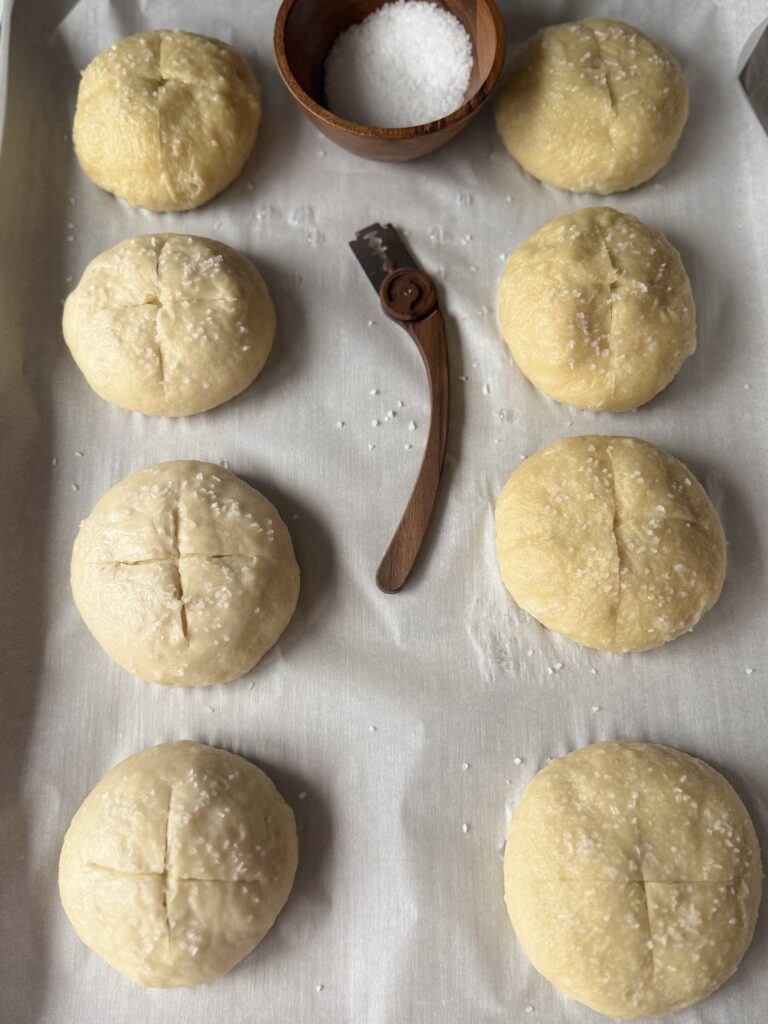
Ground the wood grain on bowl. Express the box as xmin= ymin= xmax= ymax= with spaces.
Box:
xmin=273 ymin=0 xmax=505 ymax=161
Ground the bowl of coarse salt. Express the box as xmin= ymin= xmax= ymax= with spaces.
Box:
xmin=274 ymin=0 xmax=505 ymax=161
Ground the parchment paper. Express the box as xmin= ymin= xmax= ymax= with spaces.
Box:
xmin=1 ymin=2 xmax=767 ymax=1022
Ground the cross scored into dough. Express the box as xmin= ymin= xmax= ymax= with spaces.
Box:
xmin=91 ymin=498 xmax=259 ymax=645
xmin=63 ymin=234 xmax=276 ymax=417
xmin=70 ymin=461 xmax=300 ymax=685
xmin=59 ymin=742 xmax=299 ymax=988
xmin=86 ymin=782 xmax=268 ymax=953
xmin=505 ymin=742 xmax=762 ymax=1019
xmin=495 ymin=436 xmax=726 ymax=652
xmin=494 ymin=18 xmax=689 ymax=195
xmin=497 ymin=206 xmax=696 ymax=412
xmin=73 ymin=30 xmax=262 ymax=211
xmin=98 ymin=237 xmax=244 ymax=393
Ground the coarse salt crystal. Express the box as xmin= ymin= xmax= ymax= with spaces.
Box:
xmin=324 ymin=0 xmax=473 ymax=128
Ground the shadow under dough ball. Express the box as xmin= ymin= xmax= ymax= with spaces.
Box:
xmin=63 ymin=234 xmax=276 ymax=417
xmin=495 ymin=435 xmax=726 ymax=652
xmin=494 ymin=18 xmax=688 ymax=194
xmin=73 ymin=30 xmax=261 ymax=211
xmin=70 ymin=461 xmax=300 ymax=686
xmin=497 ymin=207 xmax=696 ymax=412
xmin=504 ymin=741 xmax=762 ymax=1018
xmin=59 ymin=742 xmax=299 ymax=987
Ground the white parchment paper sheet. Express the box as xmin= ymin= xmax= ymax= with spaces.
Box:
xmin=1 ymin=1 xmax=767 ymax=1022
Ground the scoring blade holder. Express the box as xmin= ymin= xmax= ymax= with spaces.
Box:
xmin=350 ymin=223 xmax=450 ymax=594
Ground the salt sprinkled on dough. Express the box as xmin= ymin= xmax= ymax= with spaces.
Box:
xmin=324 ymin=0 xmax=473 ymax=128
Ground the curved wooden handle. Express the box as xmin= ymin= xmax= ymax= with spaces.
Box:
xmin=377 ymin=269 xmax=450 ymax=593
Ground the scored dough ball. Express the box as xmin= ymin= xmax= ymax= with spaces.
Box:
xmin=73 ymin=30 xmax=261 ymax=211
xmin=59 ymin=741 xmax=298 ymax=987
xmin=504 ymin=741 xmax=762 ymax=1018
xmin=495 ymin=436 xmax=725 ymax=652
xmin=71 ymin=461 xmax=300 ymax=686
xmin=495 ymin=18 xmax=688 ymax=194
xmin=63 ymin=234 xmax=276 ymax=417
xmin=497 ymin=207 xmax=695 ymax=412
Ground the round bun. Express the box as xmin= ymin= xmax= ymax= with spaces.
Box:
xmin=504 ymin=740 xmax=762 ymax=1018
xmin=63 ymin=234 xmax=276 ymax=417
xmin=73 ymin=31 xmax=261 ymax=211
xmin=495 ymin=18 xmax=688 ymax=194
xmin=497 ymin=207 xmax=695 ymax=411
xmin=59 ymin=741 xmax=298 ymax=987
xmin=71 ymin=461 xmax=300 ymax=686
xmin=495 ymin=436 xmax=725 ymax=652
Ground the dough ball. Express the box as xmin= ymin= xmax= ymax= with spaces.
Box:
xmin=59 ymin=741 xmax=298 ymax=987
xmin=504 ymin=741 xmax=762 ymax=1018
xmin=73 ymin=31 xmax=261 ymax=211
xmin=71 ymin=461 xmax=300 ymax=686
xmin=63 ymin=234 xmax=276 ymax=417
xmin=495 ymin=436 xmax=725 ymax=652
xmin=495 ymin=19 xmax=688 ymax=194
xmin=497 ymin=207 xmax=695 ymax=411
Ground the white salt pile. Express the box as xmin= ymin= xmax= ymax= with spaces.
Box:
xmin=324 ymin=0 xmax=474 ymax=128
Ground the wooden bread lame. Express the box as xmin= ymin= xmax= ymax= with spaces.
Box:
xmin=350 ymin=223 xmax=450 ymax=593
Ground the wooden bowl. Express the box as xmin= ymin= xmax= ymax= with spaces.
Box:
xmin=273 ymin=0 xmax=506 ymax=162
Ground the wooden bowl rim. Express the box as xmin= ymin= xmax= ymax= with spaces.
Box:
xmin=273 ymin=0 xmax=506 ymax=140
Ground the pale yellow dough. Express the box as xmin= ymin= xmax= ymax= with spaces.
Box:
xmin=71 ymin=461 xmax=300 ymax=686
xmin=495 ymin=436 xmax=725 ymax=652
xmin=59 ymin=741 xmax=298 ymax=987
xmin=63 ymin=234 xmax=276 ymax=417
xmin=504 ymin=741 xmax=762 ymax=1018
xmin=495 ymin=18 xmax=688 ymax=194
xmin=497 ymin=208 xmax=695 ymax=412
xmin=73 ymin=30 xmax=261 ymax=211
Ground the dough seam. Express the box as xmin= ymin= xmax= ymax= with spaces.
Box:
xmin=154 ymin=239 xmax=167 ymax=389
xmin=524 ymin=877 xmax=745 ymax=885
xmin=587 ymin=25 xmax=618 ymax=121
xmin=86 ymin=863 xmax=273 ymax=884
xmin=156 ymin=37 xmax=168 ymax=203
xmin=605 ymin=447 xmax=623 ymax=647
xmin=594 ymin=221 xmax=620 ymax=403
xmin=161 ymin=786 xmax=172 ymax=953
xmin=83 ymin=554 xmax=260 ymax=566
xmin=170 ymin=504 xmax=188 ymax=642
xmin=635 ymin=790 xmax=657 ymax=983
